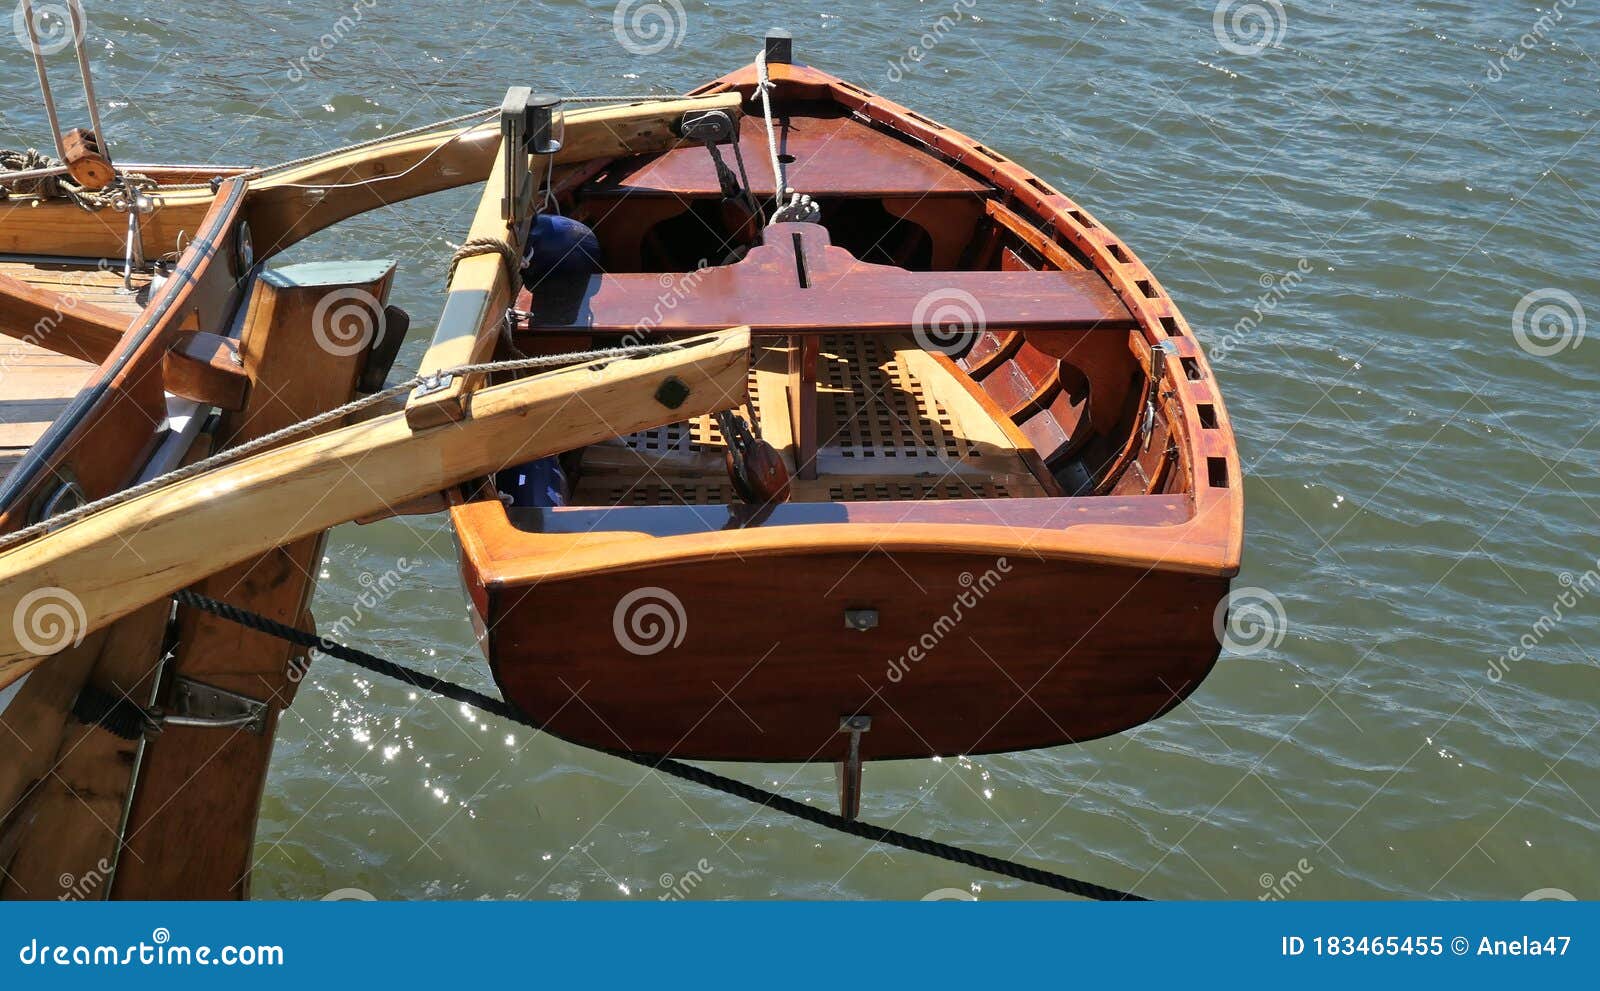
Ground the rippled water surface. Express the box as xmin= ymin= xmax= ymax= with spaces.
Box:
xmin=6 ymin=0 xmax=1596 ymax=899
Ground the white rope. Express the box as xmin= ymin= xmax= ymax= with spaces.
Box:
xmin=755 ymin=47 xmax=785 ymax=217
xmin=0 ymin=342 xmax=681 ymax=552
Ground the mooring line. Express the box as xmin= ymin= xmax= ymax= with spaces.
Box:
xmin=166 ymin=587 xmax=1149 ymax=902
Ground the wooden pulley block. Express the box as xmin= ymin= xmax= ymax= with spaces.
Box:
xmin=62 ymin=128 xmax=114 ymax=191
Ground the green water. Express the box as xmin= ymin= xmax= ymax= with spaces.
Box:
xmin=5 ymin=0 xmax=1595 ymax=899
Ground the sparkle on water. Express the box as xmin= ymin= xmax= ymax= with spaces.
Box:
xmin=8 ymin=1 xmax=1592 ymax=900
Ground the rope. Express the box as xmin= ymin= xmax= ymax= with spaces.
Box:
xmin=0 ymin=342 xmax=678 ymax=552
xmin=170 ymin=587 xmax=1148 ymax=902
xmin=158 ymin=95 xmax=701 ymax=193
xmin=0 ymin=148 xmax=158 ymax=210
xmin=754 ymin=47 xmax=785 ymax=217
xmin=447 ymin=236 xmax=521 ymax=286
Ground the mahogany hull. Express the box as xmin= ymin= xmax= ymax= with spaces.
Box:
xmin=455 ymin=56 xmax=1244 ymax=763
xmin=479 ymin=549 xmax=1226 ymax=762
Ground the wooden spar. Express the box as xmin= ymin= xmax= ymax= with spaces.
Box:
xmin=0 ymin=95 xmax=744 ymax=261
xmin=0 ymin=327 xmax=751 ymax=685
xmin=405 ymin=132 xmax=519 ymax=429
xmin=0 ymin=271 xmax=131 ymax=364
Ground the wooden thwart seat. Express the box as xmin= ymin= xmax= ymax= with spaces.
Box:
xmin=519 ymin=223 xmax=1137 ymax=338
xmin=584 ymin=112 xmax=992 ymax=200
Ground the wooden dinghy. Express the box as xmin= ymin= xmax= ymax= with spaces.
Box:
xmin=453 ymin=35 xmax=1244 ymax=768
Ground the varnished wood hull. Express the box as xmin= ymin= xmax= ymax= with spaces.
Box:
xmin=478 ymin=548 xmax=1225 ymax=761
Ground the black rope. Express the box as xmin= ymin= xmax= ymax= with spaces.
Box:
xmin=71 ymin=685 xmax=154 ymax=741
xmin=173 ymin=588 xmax=1147 ymax=901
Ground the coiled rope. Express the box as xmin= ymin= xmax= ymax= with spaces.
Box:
xmin=0 ymin=147 xmax=158 ymax=210
xmin=169 ymin=587 xmax=1148 ymax=902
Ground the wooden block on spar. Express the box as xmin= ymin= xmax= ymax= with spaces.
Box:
xmin=162 ymin=331 xmax=249 ymax=410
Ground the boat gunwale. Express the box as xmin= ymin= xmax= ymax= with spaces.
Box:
xmin=454 ymin=59 xmax=1243 ymax=584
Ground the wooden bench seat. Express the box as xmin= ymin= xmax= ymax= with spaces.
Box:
xmin=583 ymin=112 xmax=992 ymax=200
xmin=517 ymin=223 xmax=1136 ymax=338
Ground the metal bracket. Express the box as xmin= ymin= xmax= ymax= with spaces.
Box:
xmin=836 ymin=714 xmax=871 ymax=820
xmin=413 ymin=371 xmax=455 ymax=399
xmin=1143 ymin=340 xmax=1178 ymax=451
xmin=679 ymin=109 xmax=736 ymax=145
xmin=165 ymin=677 xmax=269 ymax=735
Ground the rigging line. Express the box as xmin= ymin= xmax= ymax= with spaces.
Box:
xmin=171 ymin=587 xmax=1151 ymax=903
xmin=0 ymin=342 xmax=681 ymax=552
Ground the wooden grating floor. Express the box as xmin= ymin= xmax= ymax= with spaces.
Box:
xmin=570 ymin=335 xmax=1049 ymax=507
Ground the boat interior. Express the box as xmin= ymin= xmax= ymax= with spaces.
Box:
xmin=505 ymin=91 xmax=1186 ymax=520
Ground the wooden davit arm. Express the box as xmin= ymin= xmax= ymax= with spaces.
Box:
xmin=0 ymin=327 xmax=752 ymax=685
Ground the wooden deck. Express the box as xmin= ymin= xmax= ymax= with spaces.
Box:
xmin=0 ymin=259 xmax=151 ymax=479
